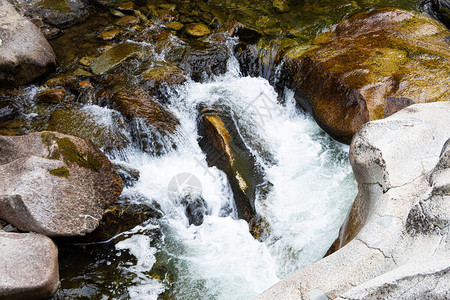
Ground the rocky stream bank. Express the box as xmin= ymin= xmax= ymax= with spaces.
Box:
xmin=0 ymin=0 xmax=449 ymax=298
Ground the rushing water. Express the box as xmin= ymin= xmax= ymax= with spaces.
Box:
xmin=52 ymin=53 xmax=357 ymax=299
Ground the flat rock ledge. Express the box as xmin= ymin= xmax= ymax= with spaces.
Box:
xmin=0 ymin=232 xmax=59 ymax=300
xmin=256 ymin=102 xmax=450 ymax=299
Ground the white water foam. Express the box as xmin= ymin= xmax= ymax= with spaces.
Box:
xmin=83 ymin=48 xmax=357 ymax=298
xmin=104 ymin=70 xmax=357 ymax=299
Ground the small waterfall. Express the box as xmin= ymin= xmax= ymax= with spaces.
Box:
xmin=78 ymin=51 xmax=357 ymax=299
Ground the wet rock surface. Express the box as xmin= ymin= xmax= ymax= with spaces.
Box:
xmin=0 ymin=0 xmax=56 ymax=87
xmin=257 ymin=102 xmax=450 ymax=299
xmin=430 ymin=0 xmax=450 ymax=27
xmin=14 ymin=0 xmax=88 ymax=28
xmin=0 ymin=131 xmax=123 ymax=236
xmin=0 ymin=232 xmax=59 ymax=300
xmin=198 ymin=105 xmax=263 ymax=225
xmin=0 ymin=0 xmax=448 ymax=298
xmin=285 ymin=8 xmax=450 ymax=144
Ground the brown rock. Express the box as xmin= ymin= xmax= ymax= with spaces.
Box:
xmin=116 ymin=1 xmax=134 ymax=11
xmin=78 ymin=80 xmax=92 ymax=88
xmin=115 ymin=15 xmax=139 ymax=26
xmin=90 ymin=42 xmax=141 ymax=75
xmin=166 ymin=21 xmax=184 ymax=31
xmin=185 ymin=22 xmax=211 ymax=37
xmin=112 ymin=87 xmax=179 ymax=133
xmin=35 ymin=88 xmax=66 ymax=103
xmin=0 ymin=132 xmax=124 ymax=236
xmin=97 ymin=29 xmax=121 ymax=40
xmin=0 ymin=232 xmax=59 ymax=300
xmin=285 ymin=8 xmax=450 ymax=144
xmin=134 ymin=10 xmax=148 ymax=23
xmin=142 ymin=63 xmax=186 ymax=91
xmin=197 ymin=105 xmax=264 ymax=225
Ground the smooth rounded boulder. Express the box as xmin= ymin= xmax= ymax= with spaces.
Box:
xmin=285 ymin=8 xmax=450 ymax=144
xmin=0 ymin=131 xmax=123 ymax=236
xmin=0 ymin=0 xmax=56 ymax=86
xmin=0 ymin=232 xmax=59 ymax=300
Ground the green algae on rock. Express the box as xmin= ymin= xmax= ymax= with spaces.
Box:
xmin=26 ymin=0 xmax=88 ymax=27
xmin=285 ymin=8 xmax=450 ymax=144
xmin=49 ymin=166 xmax=70 ymax=177
xmin=41 ymin=132 xmax=102 ymax=172
xmin=185 ymin=23 xmax=211 ymax=37
xmin=44 ymin=108 xmax=130 ymax=152
xmin=0 ymin=132 xmax=123 ymax=236
xmin=90 ymin=42 xmax=141 ymax=75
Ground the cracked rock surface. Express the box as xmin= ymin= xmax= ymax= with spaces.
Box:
xmin=255 ymin=102 xmax=450 ymax=299
xmin=0 ymin=131 xmax=123 ymax=236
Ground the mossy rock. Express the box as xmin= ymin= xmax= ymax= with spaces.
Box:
xmin=197 ymin=105 xmax=265 ymax=225
xmin=285 ymin=8 xmax=450 ymax=144
xmin=0 ymin=132 xmax=123 ymax=236
xmin=115 ymin=15 xmax=140 ymax=26
xmin=44 ymin=108 xmax=130 ymax=152
xmin=112 ymin=86 xmax=180 ymax=134
xmin=185 ymin=23 xmax=211 ymax=37
xmin=141 ymin=63 xmax=186 ymax=92
xmin=90 ymin=43 xmax=142 ymax=75
xmin=29 ymin=0 xmax=88 ymax=27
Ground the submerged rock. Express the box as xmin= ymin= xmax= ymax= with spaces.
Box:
xmin=179 ymin=193 xmax=209 ymax=226
xmin=0 ymin=232 xmax=59 ymax=300
xmin=69 ymin=203 xmax=162 ymax=243
xmin=43 ymin=108 xmax=130 ymax=152
xmin=197 ymin=105 xmax=263 ymax=224
xmin=0 ymin=132 xmax=123 ymax=236
xmin=285 ymin=8 xmax=450 ymax=144
xmin=257 ymin=102 xmax=450 ymax=299
xmin=0 ymin=0 xmax=56 ymax=87
xmin=112 ymin=87 xmax=179 ymax=133
xmin=90 ymin=42 xmax=141 ymax=75
xmin=182 ymin=41 xmax=229 ymax=82
xmin=15 ymin=0 xmax=88 ymax=28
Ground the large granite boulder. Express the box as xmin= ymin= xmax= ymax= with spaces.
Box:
xmin=0 ymin=0 xmax=56 ymax=86
xmin=0 ymin=232 xmax=59 ymax=300
xmin=285 ymin=8 xmax=450 ymax=144
xmin=256 ymin=102 xmax=450 ymax=299
xmin=0 ymin=132 xmax=123 ymax=236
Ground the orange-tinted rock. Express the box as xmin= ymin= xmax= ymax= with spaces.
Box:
xmin=35 ymin=88 xmax=67 ymax=103
xmin=97 ymin=29 xmax=121 ymax=40
xmin=115 ymin=15 xmax=139 ymax=26
xmin=185 ymin=23 xmax=211 ymax=37
xmin=197 ymin=105 xmax=264 ymax=224
xmin=112 ymin=88 xmax=179 ymax=133
xmin=285 ymin=8 xmax=450 ymax=144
